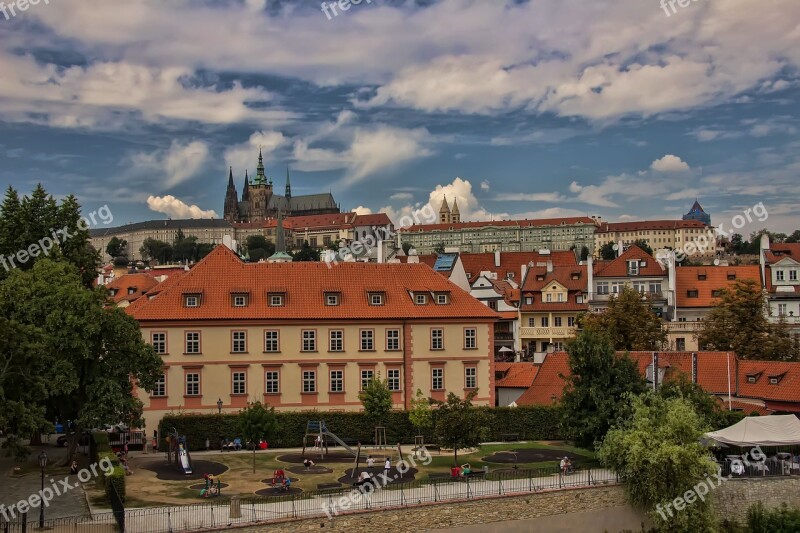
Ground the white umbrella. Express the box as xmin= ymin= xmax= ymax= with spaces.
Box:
xmin=498 ymin=346 xmax=514 ymax=353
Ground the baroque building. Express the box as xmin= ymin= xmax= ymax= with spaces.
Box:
xmin=224 ymin=150 xmax=340 ymax=222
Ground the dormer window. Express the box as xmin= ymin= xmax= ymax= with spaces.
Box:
xmin=128 ymin=287 xmax=136 ymax=295
xmin=711 ymin=290 xmax=721 ymax=298
xmin=748 ymin=376 xmax=756 ymax=383
xmin=727 ymin=272 xmax=737 ymax=281
xmin=436 ymin=294 xmax=449 ymax=305
xmin=627 ymin=260 xmax=639 ymax=276
xmin=184 ymin=294 xmax=201 ymax=307
xmin=698 ymin=272 xmax=707 ymax=281
xmin=768 ymin=372 xmax=786 ymax=385
xmin=415 ymin=293 xmax=427 ymax=305
xmin=687 ymin=290 xmax=699 ymax=298
xmin=746 ymin=372 xmax=763 ymax=384
xmin=326 ymin=293 xmax=340 ymax=306
xmin=369 ymin=293 xmax=384 ymax=306
xmin=269 ymin=293 xmax=285 ymax=307
xmin=232 ymin=294 xmax=248 ymax=307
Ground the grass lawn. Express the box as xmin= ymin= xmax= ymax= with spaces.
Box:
xmin=123 ymin=441 xmax=596 ymax=506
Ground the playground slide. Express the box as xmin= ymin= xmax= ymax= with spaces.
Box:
xmin=323 ymin=430 xmax=356 ymax=456
xmin=179 ymin=448 xmax=193 ymax=474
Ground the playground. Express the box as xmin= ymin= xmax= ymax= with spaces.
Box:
xmin=116 ymin=421 xmax=596 ymax=506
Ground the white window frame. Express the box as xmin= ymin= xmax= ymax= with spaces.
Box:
xmin=233 ymin=295 xmax=247 ymax=307
xmin=302 ymin=370 xmax=316 ymax=393
xmin=329 ymin=330 xmax=344 ymax=352
xmin=265 ymin=371 xmax=280 ymax=394
xmin=232 ymin=330 xmax=247 ymax=353
xmin=185 ymin=332 xmax=200 ymax=354
xmin=432 ymin=368 xmax=444 ymax=391
xmin=387 ymin=369 xmax=400 ymax=391
xmin=264 ymin=330 xmax=280 ymax=352
xmin=370 ymin=293 xmax=383 ymax=305
xmin=185 ymin=373 xmax=200 ymax=396
xmin=232 ymin=372 xmax=246 ymax=395
xmin=153 ymin=374 xmax=166 ymax=397
xmin=360 ymin=369 xmax=374 ymax=391
xmin=185 ymin=295 xmax=199 ymax=307
xmin=431 ymin=328 xmax=444 ymax=350
xmin=360 ymin=330 xmax=374 ymax=351
xmin=386 ymin=329 xmax=400 ymax=351
xmin=302 ymin=330 xmax=316 ymax=352
xmin=465 ymin=367 xmax=477 ymax=389
xmin=415 ymin=293 xmax=427 ymax=305
xmin=269 ymin=294 xmax=284 ymax=307
xmin=151 ymin=332 xmax=167 ymax=354
xmin=464 ymin=328 xmax=477 ymax=349
xmin=326 ymin=293 xmax=340 ymax=306
xmin=330 ymin=370 xmax=343 ymax=393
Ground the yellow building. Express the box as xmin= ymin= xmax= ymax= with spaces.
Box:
xmin=594 ymin=220 xmax=718 ymax=260
xmin=127 ymin=245 xmax=498 ymax=430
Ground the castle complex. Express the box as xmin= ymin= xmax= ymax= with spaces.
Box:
xmin=223 ymin=150 xmax=340 ymax=223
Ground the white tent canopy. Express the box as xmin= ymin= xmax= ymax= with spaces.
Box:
xmin=704 ymin=415 xmax=800 ymax=447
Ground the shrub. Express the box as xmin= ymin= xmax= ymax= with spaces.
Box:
xmin=91 ymin=431 xmax=125 ymax=501
xmin=747 ymin=502 xmax=800 ymax=533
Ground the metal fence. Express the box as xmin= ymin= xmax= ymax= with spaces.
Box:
xmin=2 ymin=467 xmax=618 ymax=533
xmin=718 ymin=457 xmax=800 ymax=478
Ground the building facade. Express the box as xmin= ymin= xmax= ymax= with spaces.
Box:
xmin=760 ymin=238 xmax=800 ymax=340
xmin=594 ymin=219 xmax=718 ymax=261
xmin=399 ymin=217 xmax=597 ymax=255
xmin=127 ymin=246 xmax=498 ymax=430
xmin=223 ymin=150 xmax=339 ymax=223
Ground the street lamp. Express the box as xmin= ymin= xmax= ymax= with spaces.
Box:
xmin=38 ymin=451 xmax=48 ymax=528
xmin=217 ymin=398 xmax=223 ymax=414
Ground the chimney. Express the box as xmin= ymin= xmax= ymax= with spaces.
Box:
xmin=587 ymin=255 xmax=594 ymax=298
xmin=546 ymin=260 xmax=553 ymax=273
xmin=652 ymin=352 xmax=659 ymax=391
xmin=494 ymin=250 xmax=501 ymax=268
xmin=521 ymin=263 xmax=528 ymax=285
xmin=377 ymin=239 xmax=384 ymax=263
xmin=692 ymin=352 xmax=698 ymax=383
xmin=617 ymin=240 xmax=624 ymax=258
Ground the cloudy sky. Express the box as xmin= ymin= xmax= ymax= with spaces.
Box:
xmin=0 ymin=0 xmax=798 ymax=232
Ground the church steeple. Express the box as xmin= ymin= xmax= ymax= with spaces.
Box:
xmin=223 ymin=166 xmax=239 ymax=222
xmin=242 ymin=170 xmax=250 ymax=201
xmin=451 ymin=197 xmax=461 ymax=223
xmin=267 ymin=210 xmax=293 ymax=263
xmin=285 ymin=167 xmax=292 ymax=201
xmin=439 ymin=195 xmax=451 ymax=223
xmin=255 ymin=148 xmax=267 ymax=185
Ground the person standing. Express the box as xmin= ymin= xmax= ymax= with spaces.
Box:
xmin=384 ymin=457 xmax=391 ymax=479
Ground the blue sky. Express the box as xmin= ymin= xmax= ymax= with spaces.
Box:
xmin=0 ymin=0 xmax=798 ymax=232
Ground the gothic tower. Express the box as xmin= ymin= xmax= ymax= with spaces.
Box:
xmin=451 ymin=197 xmax=461 ymax=223
xmin=223 ymin=167 xmax=239 ymax=222
xmin=439 ymin=195 xmax=451 ymax=224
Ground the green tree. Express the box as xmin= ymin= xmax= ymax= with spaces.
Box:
xmin=0 ymin=259 xmax=163 ymax=464
xmin=239 ymin=401 xmax=279 ymax=473
xmin=292 ymin=241 xmax=320 ymax=262
xmin=786 ymin=230 xmax=800 ymax=244
xmin=598 ymin=393 xmax=718 ymax=532
xmin=657 ymin=373 xmax=730 ymax=430
xmin=697 ymin=279 xmax=798 ymax=361
xmin=140 ymin=238 xmax=173 ymax=264
xmin=433 ymin=242 xmax=446 ymax=254
xmin=432 ymin=391 xmax=486 ymax=464
xmin=106 ymin=236 xmax=128 ymax=259
xmin=631 ymin=239 xmax=653 ymax=256
xmin=580 ymin=286 xmax=667 ymax=350
xmin=560 ymin=330 xmax=647 ymax=448
xmin=359 ymin=377 xmax=393 ymax=427
xmin=173 ymin=230 xmax=199 ymax=262
xmin=408 ymin=389 xmax=433 ymax=441
xmin=401 ymin=242 xmax=413 ymax=255
xmin=599 ymin=242 xmax=617 ymax=260
xmin=579 ymin=246 xmax=590 ymax=261
xmin=196 ymin=243 xmax=215 ymax=260
xmin=245 ymin=235 xmax=275 ymax=262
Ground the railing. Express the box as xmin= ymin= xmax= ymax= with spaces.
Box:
xmin=663 ymin=321 xmax=702 ymax=332
xmin=1 ymin=467 xmax=617 ymax=533
xmin=718 ymin=458 xmax=800 ymax=478
xmin=494 ymin=332 xmax=514 ymax=341
xmin=520 ymin=327 xmax=575 ymax=338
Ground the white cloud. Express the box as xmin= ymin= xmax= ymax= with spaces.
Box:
xmin=651 ymin=155 xmax=691 ymax=173
xmin=129 ymin=140 xmax=209 ymax=189
xmin=146 ymin=195 xmax=218 ymax=219
xmin=480 ymin=180 xmax=490 ymax=192
xmin=352 ymin=206 xmax=373 ymax=215
xmin=224 ymin=131 xmax=289 ymax=175
xmin=494 ymin=192 xmax=566 ymax=202
xmin=390 ymin=192 xmax=414 ymax=201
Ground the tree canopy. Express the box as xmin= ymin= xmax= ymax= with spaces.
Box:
xmin=432 ymin=391 xmax=486 ymax=464
xmin=245 ymin=235 xmax=275 ymax=262
xmin=292 ymin=240 xmax=320 ymax=262
xmin=105 ymin=236 xmax=128 ymax=259
xmin=559 ymin=330 xmax=647 ymax=448
xmin=599 ymin=242 xmax=617 ymax=260
xmin=631 ymin=239 xmax=653 ymax=256
xmin=409 ymin=389 xmax=433 ymax=436
xmin=697 ymin=278 xmax=799 ymax=361
xmin=239 ymin=401 xmax=279 ymax=473
xmin=579 ymin=286 xmax=667 ymax=350
xmin=359 ymin=377 xmax=393 ymax=426
xmin=140 ymin=238 xmax=172 ymax=264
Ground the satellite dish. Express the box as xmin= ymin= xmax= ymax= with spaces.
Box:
xmin=713 ymin=259 xmax=720 ymax=266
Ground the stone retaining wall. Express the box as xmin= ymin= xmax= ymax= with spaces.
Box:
xmin=713 ymin=476 xmax=800 ymax=524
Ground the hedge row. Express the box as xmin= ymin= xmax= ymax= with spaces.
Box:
xmin=158 ymin=406 xmax=565 ymax=452
xmin=90 ymin=432 xmax=126 ymax=501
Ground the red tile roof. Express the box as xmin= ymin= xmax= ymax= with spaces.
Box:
xmin=399 ymin=217 xmax=596 ymax=232
xmin=459 ymin=251 xmax=577 ymax=284
xmin=596 ymin=220 xmax=708 ymax=233
xmin=675 ymin=266 xmax=761 ymax=307
xmin=717 ymin=398 xmax=770 ymax=416
xmin=737 ymin=359 xmax=800 ymax=402
xmin=496 ymin=363 xmax=539 ymax=388
xmin=763 ymin=243 xmax=800 ymax=265
xmin=129 ymin=245 xmax=499 ymax=322
xmin=106 ymin=273 xmax=159 ymax=304
xmin=514 ymin=352 xmax=570 ymax=406
xmin=519 ymin=264 xmax=588 ymax=312
xmin=593 ymin=246 xmax=665 ymax=278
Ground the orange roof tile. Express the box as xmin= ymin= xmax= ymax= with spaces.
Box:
xmin=675 ymin=266 xmax=761 ymax=307
xmin=593 ymin=246 xmax=665 ymax=278
xmin=515 ymin=352 xmax=571 ymax=406
xmin=496 ymin=363 xmax=539 ymax=388
xmin=400 ymin=217 xmax=596 ymax=232
xmin=737 ymin=359 xmax=800 ymax=403
xmin=459 ymin=251 xmax=577 ymax=284
xmin=596 ymin=220 xmax=708 ymax=233
xmin=763 ymin=243 xmax=800 ymax=265
xmin=130 ymin=245 xmax=499 ymax=322
xmin=106 ymin=273 xmax=159 ymax=304
xmin=718 ymin=398 xmax=771 ymax=416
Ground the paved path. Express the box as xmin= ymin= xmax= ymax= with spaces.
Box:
xmin=433 ymin=506 xmax=649 ymax=533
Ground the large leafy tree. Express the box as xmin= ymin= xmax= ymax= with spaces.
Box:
xmin=560 ymin=330 xmax=647 ymax=448
xmin=432 ymin=391 xmax=486 ymax=464
xmin=0 ymin=259 xmax=163 ymax=464
xmin=239 ymin=401 xmax=279 ymax=473
xmin=580 ymin=286 xmax=667 ymax=350
xmin=173 ymin=229 xmax=199 ymax=262
xmin=359 ymin=377 xmax=393 ymax=428
xmin=598 ymin=393 xmax=718 ymax=532
xmin=697 ymin=278 xmax=798 ymax=361
xmin=292 ymin=240 xmax=320 ymax=262
xmin=106 ymin=236 xmax=128 ymax=259
xmin=140 ymin=238 xmax=173 ymax=264
xmin=245 ymin=235 xmax=275 ymax=262
xmin=409 ymin=389 xmax=433 ymax=440
xmin=0 ymin=185 xmax=99 ymax=287
xmin=599 ymin=242 xmax=617 ymax=260
xmin=657 ymin=373 xmax=738 ymax=430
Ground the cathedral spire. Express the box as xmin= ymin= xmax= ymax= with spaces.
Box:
xmin=285 ymin=167 xmax=292 ymax=200
xmin=256 ymin=147 xmax=266 ymax=184
xmin=223 ymin=166 xmax=239 ymax=222
xmin=242 ymin=170 xmax=250 ymax=201
xmin=267 ymin=210 xmax=293 ymax=263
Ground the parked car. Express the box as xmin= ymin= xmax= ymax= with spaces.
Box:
xmin=57 ymin=432 xmax=91 ymax=447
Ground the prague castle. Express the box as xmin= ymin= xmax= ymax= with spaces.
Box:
xmin=223 ymin=150 xmax=340 ymax=223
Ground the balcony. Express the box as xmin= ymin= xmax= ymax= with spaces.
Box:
xmin=494 ymin=332 xmax=514 ymax=341
xmin=769 ymin=315 xmax=800 ymax=325
xmin=663 ymin=321 xmax=702 ymax=332
xmin=588 ymin=291 xmax=667 ymax=303
xmin=520 ymin=326 xmax=575 ymax=338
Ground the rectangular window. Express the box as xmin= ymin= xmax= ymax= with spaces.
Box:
xmin=465 ymin=367 xmax=477 ymax=389
xmin=185 ymin=295 xmax=200 ymax=307
xmin=649 ymin=282 xmax=662 ymax=294
xmin=387 ymin=369 xmax=400 ymax=391
xmin=437 ymin=294 xmax=449 ymax=305
xmin=632 ymin=282 xmax=646 ymax=294
xmin=790 ymin=270 xmax=798 ymax=281
xmin=415 ymin=294 xmax=427 ymax=305
xmin=525 ymin=296 xmax=533 ymax=305
xmin=431 ymin=328 xmax=444 ymax=350
xmin=546 ymin=293 xmax=552 ymax=303
xmin=360 ymin=370 xmax=374 ymax=391
xmin=568 ymin=316 xmax=575 ymax=327
xmin=776 ymin=270 xmax=785 ymax=281
xmin=233 ymin=295 xmax=247 ymax=307
xmin=185 ymin=373 xmax=200 ymax=396
xmin=232 ymin=331 xmax=247 ymax=353
xmin=676 ymin=338 xmax=686 ymax=351
xmin=528 ymin=317 xmax=535 ymax=327
xmin=386 ymin=329 xmax=401 ymax=351
xmin=153 ymin=374 xmax=166 ymax=397
xmin=302 ymin=330 xmax=317 ymax=352
xmin=302 ymin=370 xmax=316 ymax=393
xmin=611 ymin=282 xmax=624 ymax=294
xmin=687 ymin=290 xmax=699 ymax=298
xmin=326 ymin=293 xmax=339 ymax=306
xmin=432 ymin=368 xmax=444 ymax=391
xmin=370 ymin=293 xmax=383 ymax=305
xmin=185 ymin=332 xmax=200 ymax=354
xmin=778 ymin=303 xmax=787 ymax=316
xmin=554 ymin=317 xmax=562 ymax=327
xmin=464 ymin=328 xmax=477 ymax=349
xmin=264 ymin=330 xmax=280 ymax=352
xmin=488 ymin=300 xmax=498 ymax=310
xmin=541 ymin=317 xmax=549 ymax=327
xmin=269 ymin=294 xmax=284 ymax=307
xmin=597 ymin=282 xmax=609 ymax=295
xmin=330 ymin=370 xmax=343 ymax=393
xmin=265 ymin=371 xmax=280 ymax=394
xmin=232 ymin=372 xmax=246 ymax=394
xmin=557 ymin=292 xmax=565 ymax=302
xmin=360 ymin=330 xmax=374 ymax=351
xmin=329 ymin=330 xmax=343 ymax=352
xmin=151 ymin=332 xmax=167 ymax=354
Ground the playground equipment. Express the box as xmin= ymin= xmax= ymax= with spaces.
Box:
xmin=200 ymin=474 xmax=222 ymax=498
xmin=166 ymin=427 xmax=193 ymax=474
xmin=374 ymin=426 xmax=387 ymax=449
xmin=302 ymin=421 xmax=357 ymax=460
